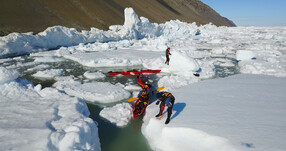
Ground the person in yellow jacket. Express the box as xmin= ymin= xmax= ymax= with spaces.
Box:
xmin=155 ymin=91 xmax=175 ymax=124
xmin=134 ymin=84 xmax=152 ymax=113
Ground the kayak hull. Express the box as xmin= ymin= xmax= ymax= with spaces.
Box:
xmin=108 ymin=69 xmax=161 ymax=76
xmin=132 ymin=99 xmax=149 ymax=119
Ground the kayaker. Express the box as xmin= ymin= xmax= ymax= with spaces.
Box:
xmin=165 ymin=47 xmax=171 ymax=65
xmin=137 ymin=73 xmax=146 ymax=88
xmin=138 ymin=84 xmax=151 ymax=103
xmin=155 ymin=91 xmax=175 ymax=124
xmin=137 ymin=73 xmax=152 ymax=89
xmin=135 ymin=84 xmax=151 ymax=113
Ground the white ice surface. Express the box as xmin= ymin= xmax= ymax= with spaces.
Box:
xmin=83 ymin=71 xmax=106 ymax=80
xmin=56 ymin=47 xmax=160 ymax=68
xmin=236 ymin=50 xmax=256 ymax=61
xmin=32 ymin=69 xmax=65 ymax=79
xmin=0 ymin=69 xmax=100 ymax=151
xmin=33 ymin=56 xmax=64 ymax=62
xmin=124 ymin=84 xmax=142 ymax=91
xmin=0 ymin=67 xmax=19 ymax=84
xmin=99 ymin=103 xmax=132 ymax=127
xmin=142 ymin=74 xmax=286 ymax=151
xmin=27 ymin=64 xmax=50 ymax=72
xmin=53 ymin=77 xmax=130 ymax=103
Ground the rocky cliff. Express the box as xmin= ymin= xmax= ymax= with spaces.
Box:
xmin=0 ymin=0 xmax=235 ymax=36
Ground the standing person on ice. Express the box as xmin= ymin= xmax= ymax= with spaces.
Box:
xmin=155 ymin=91 xmax=175 ymax=124
xmin=165 ymin=47 xmax=171 ymax=65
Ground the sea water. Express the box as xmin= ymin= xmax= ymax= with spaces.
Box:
xmin=87 ymin=103 xmax=152 ymax=151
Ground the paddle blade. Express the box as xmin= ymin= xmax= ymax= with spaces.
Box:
xmin=157 ymin=87 xmax=165 ymax=91
xmin=128 ymin=98 xmax=137 ymax=102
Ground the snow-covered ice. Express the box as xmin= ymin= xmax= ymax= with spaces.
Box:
xmin=33 ymin=56 xmax=64 ymax=62
xmin=84 ymin=71 xmax=106 ymax=80
xmin=236 ymin=50 xmax=256 ymax=61
xmin=99 ymin=103 xmax=132 ymax=127
xmin=124 ymin=84 xmax=142 ymax=91
xmin=0 ymin=66 xmax=19 ymax=84
xmin=27 ymin=64 xmax=50 ymax=72
xmin=32 ymin=69 xmax=65 ymax=79
xmin=0 ymin=68 xmax=100 ymax=151
xmin=54 ymin=78 xmax=130 ymax=103
xmin=143 ymin=74 xmax=286 ymax=151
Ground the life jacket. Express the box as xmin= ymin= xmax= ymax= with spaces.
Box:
xmin=166 ymin=49 xmax=170 ymax=56
xmin=141 ymin=91 xmax=149 ymax=98
xmin=163 ymin=92 xmax=174 ymax=99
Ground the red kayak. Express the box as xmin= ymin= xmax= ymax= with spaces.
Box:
xmin=108 ymin=69 xmax=161 ymax=76
xmin=137 ymin=74 xmax=152 ymax=89
xmin=132 ymin=98 xmax=150 ymax=119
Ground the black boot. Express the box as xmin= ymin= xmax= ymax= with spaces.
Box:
xmin=155 ymin=113 xmax=160 ymax=117
xmin=165 ymin=117 xmax=170 ymax=124
xmin=165 ymin=107 xmax=172 ymax=124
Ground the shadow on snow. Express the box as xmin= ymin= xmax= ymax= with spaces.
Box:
xmin=170 ymin=102 xmax=186 ymax=121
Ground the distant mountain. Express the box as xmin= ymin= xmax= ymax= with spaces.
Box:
xmin=0 ymin=0 xmax=235 ymax=36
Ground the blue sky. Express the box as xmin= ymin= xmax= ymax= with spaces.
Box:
xmin=200 ymin=0 xmax=286 ymax=27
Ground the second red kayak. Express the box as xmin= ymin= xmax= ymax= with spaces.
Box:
xmin=108 ymin=69 xmax=161 ymax=76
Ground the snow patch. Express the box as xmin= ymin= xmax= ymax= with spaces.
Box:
xmin=124 ymin=84 xmax=142 ymax=91
xmin=236 ymin=50 xmax=256 ymax=61
xmin=143 ymin=118 xmax=237 ymax=151
xmin=54 ymin=79 xmax=130 ymax=103
xmin=161 ymin=51 xmax=200 ymax=76
xmin=32 ymin=69 xmax=65 ymax=79
xmin=83 ymin=71 xmax=106 ymax=80
xmin=0 ymin=67 xmax=19 ymax=84
xmin=99 ymin=103 xmax=132 ymax=127
xmin=33 ymin=56 xmax=64 ymax=62
xmin=0 ymin=80 xmax=100 ymax=151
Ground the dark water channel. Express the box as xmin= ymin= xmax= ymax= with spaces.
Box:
xmin=87 ymin=104 xmax=152 ymax=151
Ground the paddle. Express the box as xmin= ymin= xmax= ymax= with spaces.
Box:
xmin=128 ymin=86 xmax=165 ymax=102
xmin=128 ymin=98 xmax=137 ymax=102
xmin=156 ymin=86 xmax=165 ymax=91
